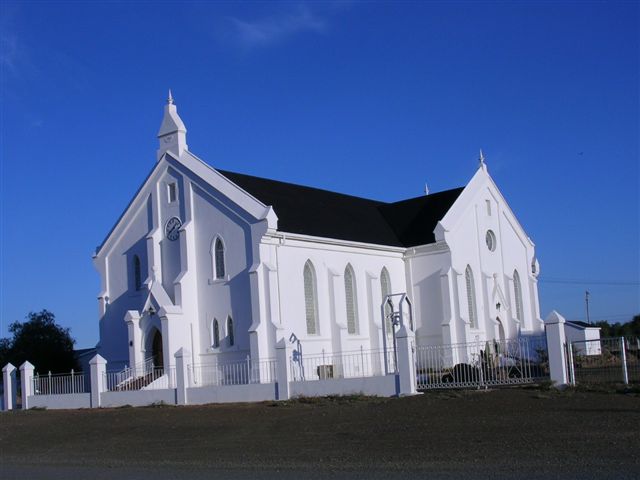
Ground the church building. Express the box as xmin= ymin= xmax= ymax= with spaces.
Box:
xmin=94 ymin=94 xmax=544 ymax=372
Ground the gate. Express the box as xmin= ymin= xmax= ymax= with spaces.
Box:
xmin=569 ymin=336 xmax=639 ymax=385
xmin=415 ymin=336 xmax=548 ymax=390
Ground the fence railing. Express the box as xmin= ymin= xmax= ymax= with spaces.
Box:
xmin=32 ymin=371 xmax=86 ymax=395
xmin=104 ymin=366 xmax=176 ymax=391
xmin=290 ymin=347 xmax=395 ymax=382
xmin=570 ymin=336 xmax=639 ymax=385
xmin=109 ymin=357 xmax=155 ymax=388
xmin=189 ymin=358 xmax=277 ymax=387
xmin=415 ymin=336 xmax=549 ymax=389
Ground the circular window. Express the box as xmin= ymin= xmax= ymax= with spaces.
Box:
xmin=486 ymin=230 xmax=496 ymax=252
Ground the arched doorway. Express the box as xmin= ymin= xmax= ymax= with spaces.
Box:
xmin=150 ymin=328 xmax=164 ymax=369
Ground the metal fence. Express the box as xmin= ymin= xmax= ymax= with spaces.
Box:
xmin=570 ymin=336 xmax=639 ymax=385
xmin=32 ymin=371 xmax=86 ymax=395
xmin=104 ymin=366 xmax=176 ymax=391
xmin=189 ymin=358 xmax=277 ymax=387
xmin=415 ymin=336 xmax=549 ymax=389
xmin=290 ymin=347 xmax=395 ymax=382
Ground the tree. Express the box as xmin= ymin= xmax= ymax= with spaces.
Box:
xmin=0 ymin=310 xmax=78 ymax=374
xmin=593 ymin=314 xmax=640 ymax=338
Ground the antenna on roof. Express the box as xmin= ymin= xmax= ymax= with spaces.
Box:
xmin=424 ymin=183 xmax=429 ymax=195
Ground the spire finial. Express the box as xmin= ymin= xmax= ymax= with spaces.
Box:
xmin=167 ymin=89 xmax=174 ymax=105
xmin=479 ymin=149 xmax=485 ymax=167
xmin=424 ymin=182 xmax=429 ymax=195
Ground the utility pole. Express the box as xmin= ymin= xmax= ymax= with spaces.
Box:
xmin=585 ymin=290 xmax=591 ymax=324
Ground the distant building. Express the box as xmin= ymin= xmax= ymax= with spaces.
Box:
xmin=94 ymin=94 xmax=544 ymax=371
xmin=565 ymin=321 xmax=602 ymax=355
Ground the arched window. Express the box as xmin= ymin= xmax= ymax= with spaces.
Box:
xmin=227 ymin=316 xmax=234 ymax=347
xmin=344 ymin=264 xmax=359 ymax=335
xmin=212 ymin=319 xmax=220 ymax=348
xmin=380 ymin=267 xmax=393 ymax=339
xmin=133 ymin=255 xmax=142 ymax=291
xmin=214 ymin=238 xmax=225 ymax=279
xmin=303 ymin=260 xmax=319 ymax=335
xmin=513 ymin=270 xmax=524 ymax=321
xmin=465 ymin=265 xmax=478 ymax=329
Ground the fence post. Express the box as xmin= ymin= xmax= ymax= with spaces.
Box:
xmin=2 ymin=363 xmax=17 ymax=411
xmin=544 ymin=311 xmax=569 ymax=388
xmin=174 ymin=348 xmax=190 ymax=406
xmin=19 ymin=361 xmax=35 ymax=410
xmin=395 ymin=325 xmax=418 ymax=396
xmin=567 ymin=342 xmax=576 ymax=386
xmin=620 ymin=337 xmax=629 ymax=385
xmin=89 ymin=354 xmax=107 ymax=408
xmin=275 ymin=339 xmax=293 ymax=401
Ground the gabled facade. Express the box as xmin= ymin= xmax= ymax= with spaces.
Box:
xmin=94 ymin=96 xmax=543 ymax=372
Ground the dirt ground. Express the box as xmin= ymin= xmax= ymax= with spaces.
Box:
xmin=1 ymin=387 xmax=639 ymax=479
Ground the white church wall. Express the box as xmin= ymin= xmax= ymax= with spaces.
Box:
xmin=158 ymin=169 xmax=184 ymax=303
xmin=405 ymin=245 xmax=452 ymax=346
xmin=191 ymin=182 xmax=257 ymax=364
xmin=97 ymin=196 xmax=154 ymax=370
xmin=272 ymin=236 xmax=406 ymax=357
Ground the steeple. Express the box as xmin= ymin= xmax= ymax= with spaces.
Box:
xmin=157 ymin=90 xmax=188 ymax=161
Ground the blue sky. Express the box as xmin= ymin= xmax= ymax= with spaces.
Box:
xmin=1 ymin=1 xmax=638 ymax=348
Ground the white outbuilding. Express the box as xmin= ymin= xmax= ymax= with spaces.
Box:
xmin=565 ymin=321 xmax=602 ymax=355
xmin=94 ymin=94 xmax=544 ymax=372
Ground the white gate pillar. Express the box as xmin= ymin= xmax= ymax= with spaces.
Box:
xmin=2 ymin=363 xmax=17 ymax=411
xmin=395 ymin=325 xmax=418 ymax=396
xmin=19 ymin=361 xmax=35 ymax=410
xmin=89 ymin=354 xmax=107 ymax=408
xmin=174 ymin=348 xmax=190 ymax=406
xmin=275 ymin=339 xmax=293 ymax=401
xmin=544 ymin=311 xmax=569 ymax=388
xmin=124 ymin=310 xmax=142 ymax=370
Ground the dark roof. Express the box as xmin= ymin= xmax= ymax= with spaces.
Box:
xmin=378 ymin=189 xmax=466 ymax=247
xmin=74 ymin=347 xmax=98 ymax=358
xmin=567 ymin=321 xmax=600 ymax=329
xmin=218 ymin=170 xmax=464 ymax=248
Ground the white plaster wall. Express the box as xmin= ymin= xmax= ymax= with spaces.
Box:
xmin=272 ymin=237 xmax=406 ymax=357
xmin=565 ymin=325 xmax=601 ymax=345
xmin=186 ymin=383 xmax=276 ymax=404
xmin=28 ymin=393 xmax=91 ymax=410
xmin=290 ymin=375 xmax=397 ymax=398
xmin=158 ymin=169 xmax=184 ymax=303
xmin=405 ymin=247 xmax=451 ymax=346
xmin=100 ymin=388 xmax=176 ymax=407
xmin=97 ymin=196 xmax=154 ymax=369
xmin=190 ymin=181 xmax=267 ymax=366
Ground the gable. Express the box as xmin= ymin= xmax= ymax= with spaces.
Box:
xmin=95 ymin=152 xmax=276 ymax=258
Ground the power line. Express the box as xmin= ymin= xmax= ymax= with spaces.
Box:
xmin=568 ymin=313 xmax=637 ymax=322
xmin=539 ymin=278 xmax=640 ymax=286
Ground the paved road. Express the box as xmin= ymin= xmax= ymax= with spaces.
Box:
xmin=2 ymin=389 xmax=638 ymax=479
xmin=4 ymin=464 xmax=640 ymax=480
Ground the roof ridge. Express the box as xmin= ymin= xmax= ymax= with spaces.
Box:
xmin=386 ymin=186 xmax=466 ymax=207
xmin=217 ymin=169 xmax=389 ymax=205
